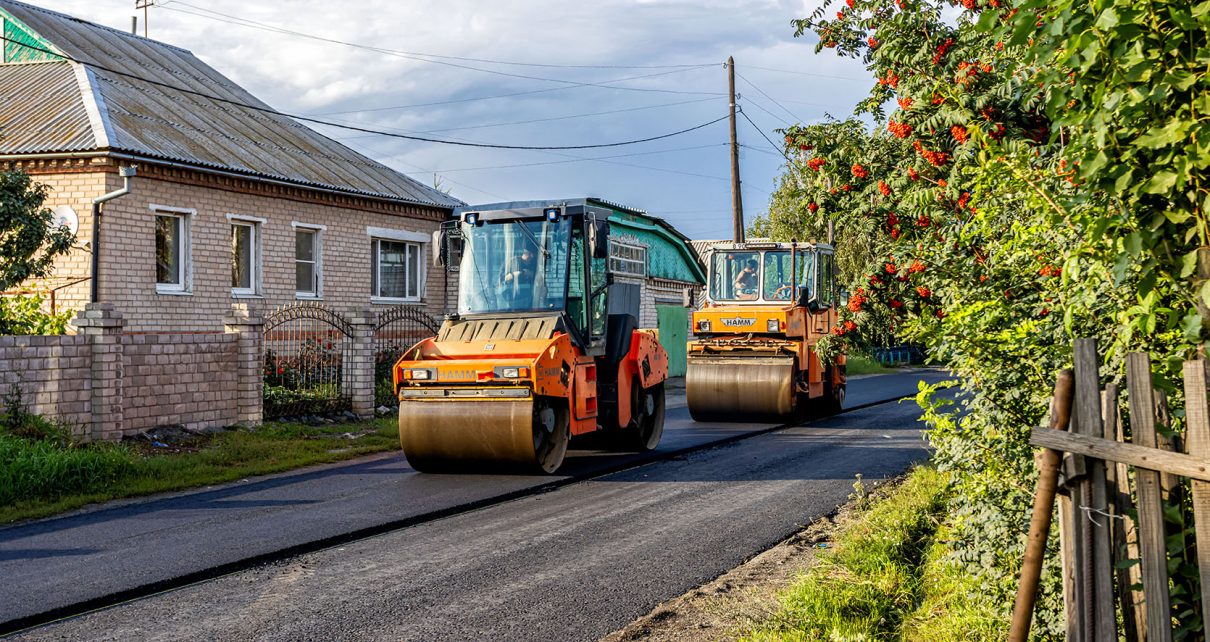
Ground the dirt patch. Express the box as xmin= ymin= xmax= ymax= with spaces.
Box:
xmin=599 ymin=477 xmax=905 ymax=642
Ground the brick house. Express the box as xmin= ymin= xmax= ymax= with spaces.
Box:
xmin=0 ymin=0 xmax=462 ymax=332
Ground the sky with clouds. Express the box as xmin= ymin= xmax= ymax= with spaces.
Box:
xmin=33 ymin=0 xmax=875 ymax=239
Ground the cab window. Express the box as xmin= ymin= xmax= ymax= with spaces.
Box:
xmin=709 ymin=251 xmax=760 ymax=301
xmin=762 ymin=251 xmax=813 ymax=302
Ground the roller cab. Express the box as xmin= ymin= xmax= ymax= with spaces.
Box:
xmin=393 ymin=202 xmax=669 ymax=474
xmin=686 ymin=242 xmax=845 ymax=422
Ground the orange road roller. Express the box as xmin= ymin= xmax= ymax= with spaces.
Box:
xmin=392 ymin=201 xmax=669 ymax=473
xmin=686 ymin=241 xmax=845 ymax=422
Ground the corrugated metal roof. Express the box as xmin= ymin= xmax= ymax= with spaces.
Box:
xmin=0 ymin=60 xmax=96 ymax=152
xmin=0 ymin=0 xmax=462 ymax=209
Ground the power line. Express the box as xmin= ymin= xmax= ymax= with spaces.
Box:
xmin=739 ymin=110 xmax=791 ymax=162
xmin=1 ymin=36 xmax=728 ymax=151
xmin=312 ymin=68 xmax=711 ymax=116
xmin=735 ymin=72 xmax=803 ymax=124
xmin=159 ymin=0 xmax=712 ymax=71
xmin=743 ymin=64 xmax=870 ymax=82
xmin=332 ymin=96 xmax=723 ymax=139
xmin=739 ymin=97 xmax=793 ymax=127
xmin=423 ymin=144 xmax=728 ymax=173
xmin=158 ymin=2 xmax=721 ymax=98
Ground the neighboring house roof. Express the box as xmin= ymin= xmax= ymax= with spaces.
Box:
xmin=457 ymin=198 xmax=707 ymax=285
xmin=0 ymin=0 xmax=462 ymax=209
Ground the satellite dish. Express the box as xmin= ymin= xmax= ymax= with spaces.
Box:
xmin=52 ymin=205 xmax=79 ymax=236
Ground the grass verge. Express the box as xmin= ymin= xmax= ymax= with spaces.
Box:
xmin=742 ymin=466 xmax=949 ymax=641
xmin=0 ymin=415 xmax=399 ymax=525
xmin=846 ymin=352 xmax=891 ymax=376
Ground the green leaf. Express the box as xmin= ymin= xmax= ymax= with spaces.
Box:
xmin=1199 ymin=279 xmax=1210 ymax=307
xmin=1095 ymin=7 xmax=1119 ymax=28
xmin=1144 ymin=172 xmax=1179 ymax=194
xmin=1181 ymin=251 xmax=1199 ymax=278
xmin=1183 ymin=312 xmax=1204 ymax=341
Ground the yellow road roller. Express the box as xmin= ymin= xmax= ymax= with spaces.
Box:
xmin=392 ymin=201 xmax=669 ymax=473
xmin=686 ymin=241 xmax=845 ymax=422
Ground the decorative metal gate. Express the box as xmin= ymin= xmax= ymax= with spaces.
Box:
xmin=262 ymin=303 xmax=353 ymax=420
xmin=374 ymin=306 xmax=441 ymax=407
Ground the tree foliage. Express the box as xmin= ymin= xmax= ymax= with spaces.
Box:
xmin=0 ymin=170 xmax=72 ymax=292
xmin=753 ymin=0 xmax=1207 ymax=636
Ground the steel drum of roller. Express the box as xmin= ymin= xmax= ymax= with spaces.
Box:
xmin=685 ymin=355 xmax=798 ymax=422
xmin=398 ymin=396 xmax=570 ymax=474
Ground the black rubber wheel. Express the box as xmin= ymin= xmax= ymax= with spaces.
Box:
xmin=606 ymin=380 xmax=666 ymax=451
xmin=818 ymin=365 xmax=846 ymax=416
xmin=533 ymin=396 xmax=571 ymax=473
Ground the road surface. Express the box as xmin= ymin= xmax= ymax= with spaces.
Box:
xmin=0 ymin=370 xmax=948 ymax=637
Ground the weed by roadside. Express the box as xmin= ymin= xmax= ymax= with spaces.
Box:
xmin=742 ymin=466 xmax=949 ymax=641
xmin=846 ymin=352 xmax=891 ymax=376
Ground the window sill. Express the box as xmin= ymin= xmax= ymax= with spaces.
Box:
xmin=371 ymin=297 xmax=423 ymax=305
xmin=156 ymin=286 xmax=192 ymax=296
xmin=231 ymin=292 xmax=263 ymax=299
xmin=295 ymin=293 xmax=323 ymax=301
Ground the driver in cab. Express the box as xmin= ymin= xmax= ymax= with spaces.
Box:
xmin=734 ymin=259 xmax=759 ymax=300
xmin=500 ymin=248 xmax=536 ymax=308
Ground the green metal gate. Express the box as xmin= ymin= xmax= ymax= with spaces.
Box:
xmin=657 ymin=305 xmax=689 ymax=377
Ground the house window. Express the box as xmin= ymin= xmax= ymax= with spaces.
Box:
xmin=228 ymin=214 xmax=264 ymax=296
xmin=293 ymin=223 xmax=324 ymax=299
xmin=152 ymin=206 xmax=192 ymax=294
xmin=609 ymin=240 xmax=647 ymax=277
xmin=372 ymin=238 xmax=422 ymax=301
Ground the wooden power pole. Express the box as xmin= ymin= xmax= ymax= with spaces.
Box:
xmin=727 ymin=56 xmax=744 ymax=243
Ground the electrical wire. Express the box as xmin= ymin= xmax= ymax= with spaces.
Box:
xmin=159 ymin=0 xmax=712 ymax=70
xmin=739 ymin=110 xmax=792 ymax=162
xmin=332 ymin=96 xmax=723 ymax=138
xmin=423 ymin=144 xmax=728 ymax=173
xmin=1 ymin=36 xmax=728 ymax=151
xmin=743 ymin=64 xmax=870 ymax=82
xmin=735 ymin=71 xmax=803 ymax=124
xmin=157 ymin=3 xmax=722 ymax=97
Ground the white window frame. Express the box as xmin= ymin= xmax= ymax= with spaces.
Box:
xmin=227 ymin=214 xmax=265 ymax=298
xmin=609 ymin=239 xmax=648 ymax=277
xmin=367 ymin=227 xmax=428 ymax=304
xmin=292 ymin=222 xmax=325 ymax=300
xmin=151 ymin=204 xmax=194 ymax=295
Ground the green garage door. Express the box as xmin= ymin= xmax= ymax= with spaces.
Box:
xmin=656 ymin=305 xmax=689 ymax=377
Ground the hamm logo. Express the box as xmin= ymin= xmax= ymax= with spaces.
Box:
xmin=720 ymin=317 xmax=755 ymax=327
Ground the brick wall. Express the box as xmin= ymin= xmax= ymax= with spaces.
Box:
xmin=0 ymin=304 xmax=260 ymax=441
xmin=9 ymin=160 xmax=452 ymax=332
xmin=0 ymin=334 xmax=92 ymax=436
xmin=122 ymin=333 xmax=239 ymax=433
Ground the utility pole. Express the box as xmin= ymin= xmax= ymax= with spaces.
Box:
xmin=727 ymin=56 xmax=744 ymax=243
xmin=135 ymin=0 xmax=151 ymax=37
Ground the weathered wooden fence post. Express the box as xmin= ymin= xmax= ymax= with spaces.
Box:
xmin=1103 ymin=383 xmax=1145 ymax=642
xmin=1072 ymin=338 xmax=1115 ymax=640
xmin=1009 ymin=369 xmax=1075 ymax=642
xmin=1126 ymin=351 xmax=1174 ymax=642
xmin=1182 ymin=358 xmax=1210 ymax=630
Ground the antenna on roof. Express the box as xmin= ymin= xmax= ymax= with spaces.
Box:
xmin=134 ymin=0 xmax=152 ymax=37
xmin=130 ymin=16 xmax=137 ymax=35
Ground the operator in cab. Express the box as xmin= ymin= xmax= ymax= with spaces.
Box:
xmin=500 ymin=248 xmax=536 ymax=309
xmin=734 ymin=259 xmax=759 ymax=300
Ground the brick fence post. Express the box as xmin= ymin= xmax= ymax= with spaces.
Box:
xmin=345 ymin=310 xmax=376 ymax=419
xmin=224 ymin=304 xmax=264 ymax=427
xmin=71 ymin=303 xmax=124 ymax=441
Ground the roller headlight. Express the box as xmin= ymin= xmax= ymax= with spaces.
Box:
xmin=494 ymin=366 xmax=531 ymax=379
xmin=767 ymin=319 xmax=781 ymax=332
xmin=696 ymin=319 xmax=711 ymax=332
xmin=404 ymin=368 xmax=433 ymax=380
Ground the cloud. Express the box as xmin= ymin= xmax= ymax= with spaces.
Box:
xmin=35 ymin=0 xmax=874 ymax=238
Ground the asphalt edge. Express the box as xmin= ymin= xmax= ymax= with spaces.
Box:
xmin=0 ymin=392 xmax=922 ymax=638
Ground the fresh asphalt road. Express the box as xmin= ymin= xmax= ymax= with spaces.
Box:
xmin=6 ymin=389 xmax=942 ymax=642
xmin=0 ymin=370 xmax=947 ymax=634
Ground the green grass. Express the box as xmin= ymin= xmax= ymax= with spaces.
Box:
xmin=846 ymin=352 xmax=892 ymax=376
xmin=900 ymin=522 xmax=1005 ymax=641
xmin=742 ymin=466 xmax=949 ymax=642
xmin=0 ymin=416 xmax=400 ymax=524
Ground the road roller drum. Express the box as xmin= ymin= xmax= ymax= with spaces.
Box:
xmin=685 ymin=356 xmax=797 ymax=422
xmin=398 ymin=394 xmax=570 ymax=474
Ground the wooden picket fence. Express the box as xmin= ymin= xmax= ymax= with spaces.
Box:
xmin=1011 ymin=338 xmax=1210 ymax=642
